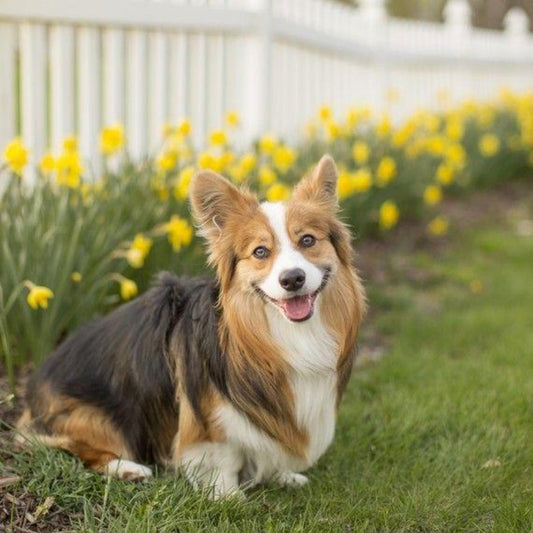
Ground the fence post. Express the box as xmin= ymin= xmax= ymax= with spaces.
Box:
xmin=0 ymin=23 xmax=16 ymax=153
xmin=358 ymin=0 xmax=388 ymax=112
xmin=504 ymin=7 xmax=529 ymax=43
xmin=242 ymin=0 xmax=272 ymax=140
xmin=503 ymin=7 xmax=531 ymax=93
xmin=444 ymin=0 xmax=473 ymax=103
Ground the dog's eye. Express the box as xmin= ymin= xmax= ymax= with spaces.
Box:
xmin=299 ymin=234 xmax=316 ymax=248
xmin=252 ymin=246 xmax=270 ymax=259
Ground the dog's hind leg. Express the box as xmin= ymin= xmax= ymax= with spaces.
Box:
xmin=16 ymin=400 xmax=152 ymax=481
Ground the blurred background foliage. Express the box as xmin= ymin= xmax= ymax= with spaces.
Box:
xmin=338 ymin=0 xmax=533 ymax=29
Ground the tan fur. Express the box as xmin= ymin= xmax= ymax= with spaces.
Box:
xmin=16 ymin=383 xmax=132 ymax=471
xmin=172 ymin=388 xmax=224 ymax=456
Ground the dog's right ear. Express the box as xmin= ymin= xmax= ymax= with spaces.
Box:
xmin=189 ymin=170 xmax=256 ymax=243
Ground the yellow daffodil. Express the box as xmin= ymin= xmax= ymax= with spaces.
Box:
xmin=445 ymin=118 xmax=464 ymax=141
xmin=272 ymin=145 xmax=296 ymax=173
xmin=209 ymin=129 xmax=227 ymax=146
xmin=266 ymin=183 xmax=290 ymax=202
xmin=124 ymin=233 xmax=152 ymax=268
xmin=116 ymin=276 xmax=138 ymax=301
xmin=424 ymin=185 xmax=442 ymax=206
xmin=226 ymin=111 xmax=240 ymax=128
xmin=376 ymin=113 xmax=392 ymax=139
xmin=39 ymin=152 xmax=55 ymax=175
xmin=259 ymin=134 xmax=278 ymax=155
xmin=165 ymin=215 xmax=193 ymax=251
xmin=71 ymin=272 xmax=83 ymax=283
xmin=352 ymin=168 xmax=372 ymax=193
xmin=446 ymin=143 xmax=466 ymax=168
xmin=174 ymin=165 xmax=195 ymax=200
xmin=379 ymin=201 xmax=399 ymax=230
xmin=428 ymin=216 xmax=449 ymax=236
xmin=426 ymin=135 xmax=446 ymax=156
xmin=325 ymin=120 xmax=340 ymax=140
xmin=352 ymin=141 xmax=370 ymax=165
xmin=240 ymin=153 xmax=257 ymax=173
xmin=229 ymin=164 xmax=247 ymax=183
xmin=157 ymin=150 xmax=178 ymax=172
xmin=221 ymin=151 xmax=235 ymax=169
xmin=319 ymin=105 xmax=332 ymax=122
xmin=345 ymin=109 xmax=359 ymax=129
xmin=100 ymin=124 xmax=124 ymax=155
xmin=259 ymin=166 xmax=276 ymax=186
xmin=392 ymin=125 xmax=413 ymax=148
xmin=25 ymin=282 xmax=54 ymax=310
xmin=62 ymin=136 xmax=78 ymax=152
xmin=3 ymin=137 xmax=28 ymax=175
xmin=376 ymin=157 xmax=397 ymax=187
xmin=177 ymin=119 xmax=191 ymax=137
xmin=56 ymin=150 xmax=83 ymax=189
xmin=197 ymin=151 xmax=216 ymax=170
xmin=436 ymin=163 xmax=455 ymax=186
xmin=479 ymin=134 xmax=500 ymax=157
xmin=337 ymin=170 xmax=353 ymax=199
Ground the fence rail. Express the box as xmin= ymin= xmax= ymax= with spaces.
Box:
xmin=1 ymin=0 xmax=532 ymax=177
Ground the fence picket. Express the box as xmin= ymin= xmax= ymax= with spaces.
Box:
xmin=0 ymin=23 xmax=16 ymax=151
xmin=103 ymin=28 xmax=125 ymax=127
xmin=149 ymin=31 xmax=168 ymax=151
xmin=169 ymin=34 xmax=189 ymax=126
xmin=126 ymin=30 xmax=148 ymax=160
xmin=78 ymin=27 xmax=101 ymax=176
xmin=19 ymin=23 xmax=47 ymax=181
xmin=50 ymin=25 xmax=75 ymax=151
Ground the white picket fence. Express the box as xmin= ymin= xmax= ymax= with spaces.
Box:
xmin=1 ymin=0 xmax=532 ymax=173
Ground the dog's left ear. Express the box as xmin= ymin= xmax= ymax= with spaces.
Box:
xmin=292 ymin=155 xmax=338 ymax=211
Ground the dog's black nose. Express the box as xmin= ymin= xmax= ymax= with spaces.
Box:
xmin=279 ymin=268 xmax=306 ymax=292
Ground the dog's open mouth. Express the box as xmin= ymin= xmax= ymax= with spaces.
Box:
xmin=254 ymin=269 xmax=330 ymax=322
xmin=275 ymin=293 xmax=317 ymax=322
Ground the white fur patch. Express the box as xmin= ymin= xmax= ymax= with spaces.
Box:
xmin=215 ymin=304 xmax=338 ymax=484
xmin=104 ymin=459 xmax=153 ymax=480
xmin=178 ymin=441 xmax=244 ymax=500
xmin=258 ymin=202 xmax=324 ymax=302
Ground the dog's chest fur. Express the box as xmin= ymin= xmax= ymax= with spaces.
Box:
xmin=216 ymin=304 xmax=338 ymax=481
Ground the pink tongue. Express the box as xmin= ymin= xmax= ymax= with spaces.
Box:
xmin=281 ymin=295 xmax=313 ymax=321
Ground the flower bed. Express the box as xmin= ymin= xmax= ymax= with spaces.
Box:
xmin=1 ymin=90 xmax=532 ymax=383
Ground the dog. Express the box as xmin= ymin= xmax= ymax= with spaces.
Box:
xmin=16 ymin=155 xmax=366 ymax=498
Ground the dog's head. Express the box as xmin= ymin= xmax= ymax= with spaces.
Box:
xmin=190 ymin=155 xmax=354 ymax=322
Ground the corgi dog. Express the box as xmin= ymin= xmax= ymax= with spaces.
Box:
xmin=17 ymin=155 xmax=366 ymax=498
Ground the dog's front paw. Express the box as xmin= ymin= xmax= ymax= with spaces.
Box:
xmin=104 ymin=459 xmax=153 ymax=481
xmin=211 ymin=486 xmax=246 ymax=502
xmin=274 ymin=471 xmax=309 ymax=488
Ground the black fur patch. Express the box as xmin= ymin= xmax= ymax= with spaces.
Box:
xmin=27 ymin=273 xmax=222 ymax=464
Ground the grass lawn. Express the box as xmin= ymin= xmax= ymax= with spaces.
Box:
xmin=1 ymin=187 xmax=533 ymax=532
